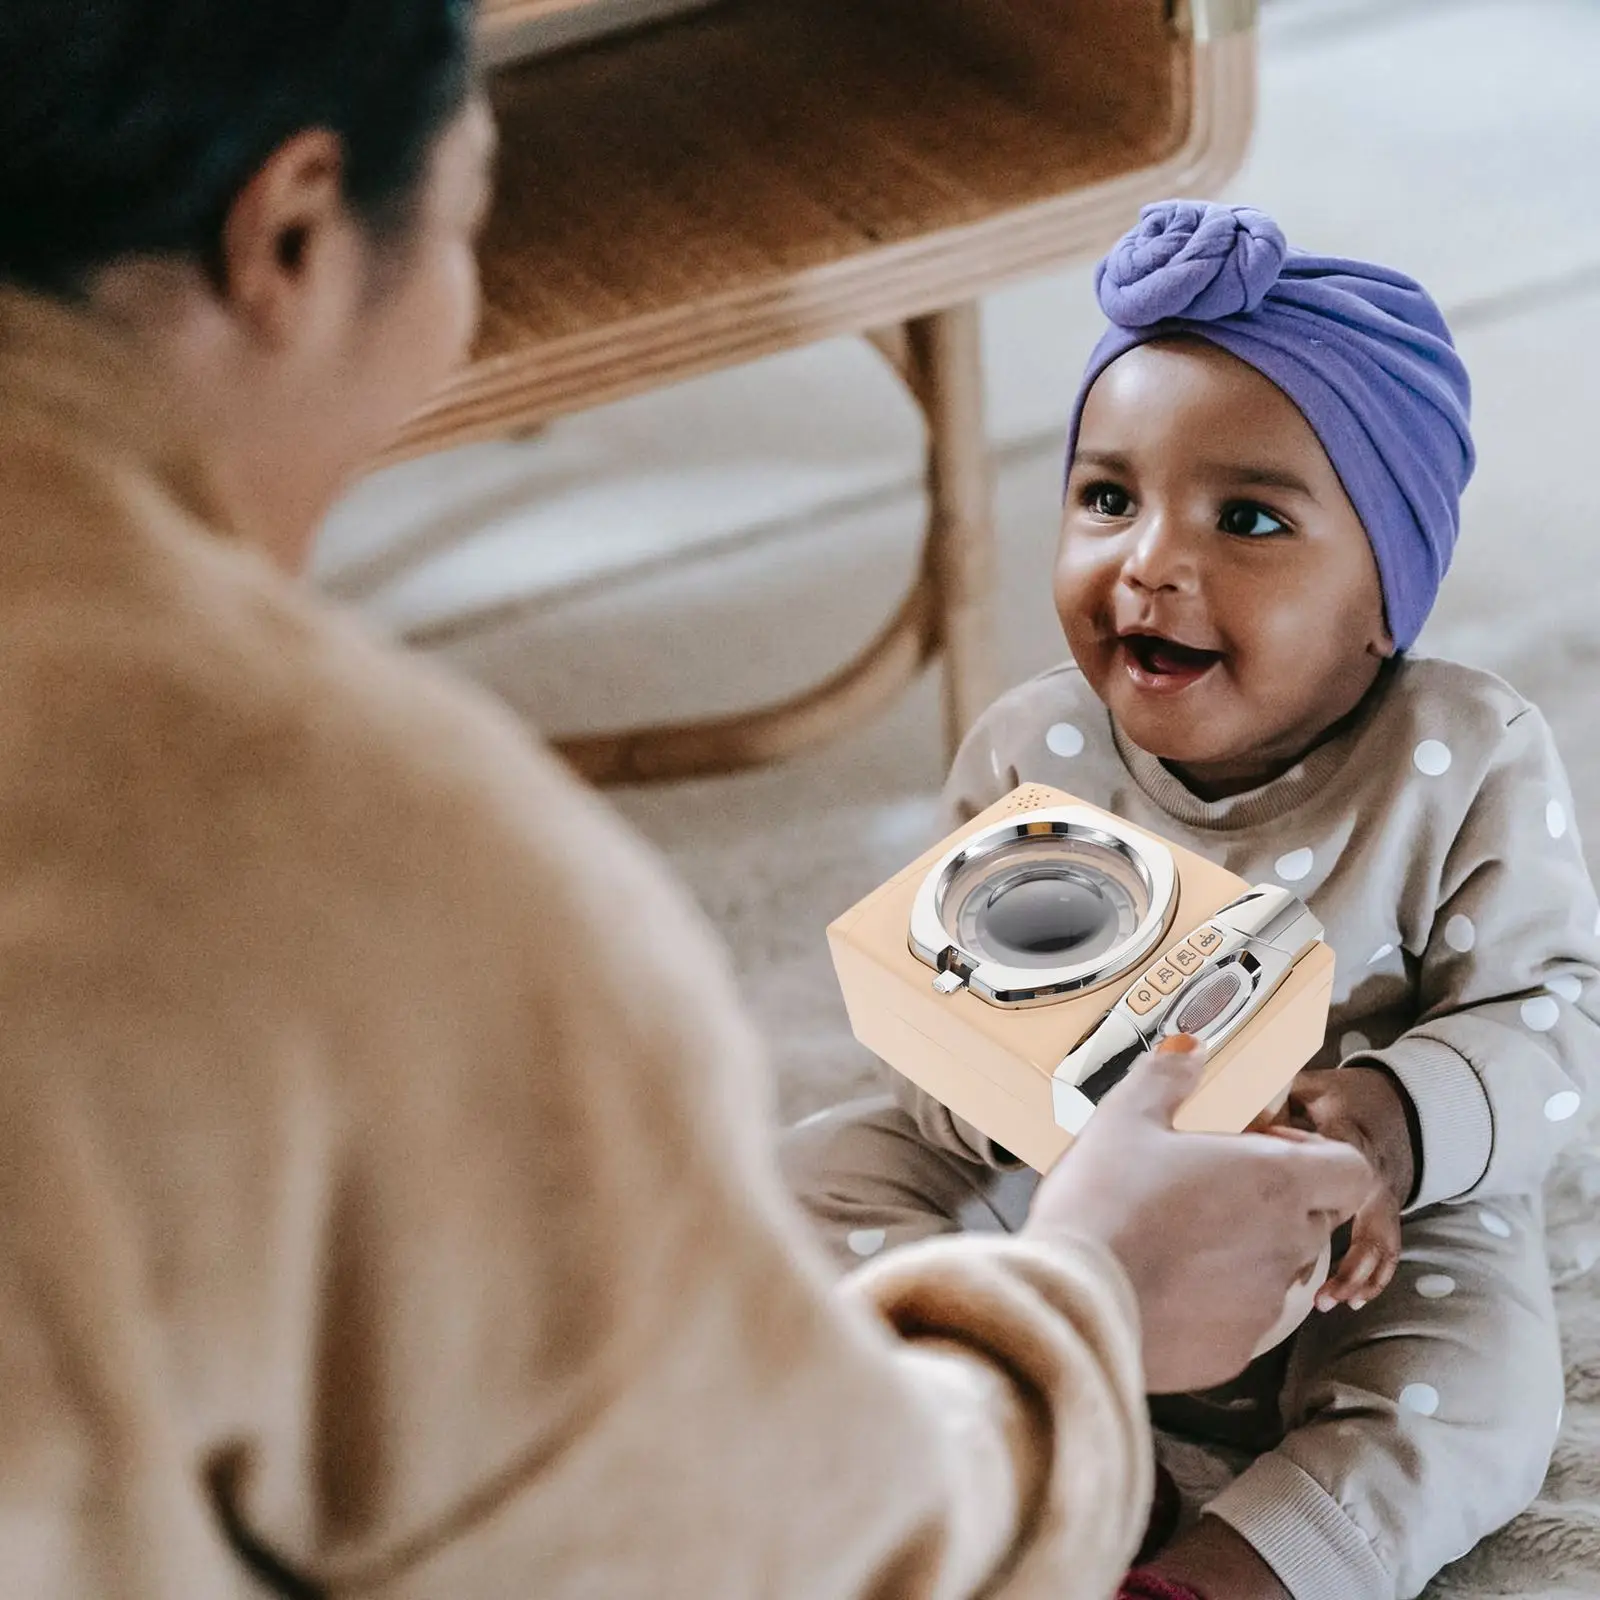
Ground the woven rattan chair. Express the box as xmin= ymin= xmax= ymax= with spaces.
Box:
xmin=382 ymin=0 xmax=1260 ymax=784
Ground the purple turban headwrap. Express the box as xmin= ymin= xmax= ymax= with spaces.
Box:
xmin=1066 ymin=200 xmax=1474 ymax=649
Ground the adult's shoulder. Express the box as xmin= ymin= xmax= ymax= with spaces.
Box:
xmin=0 ymin=531 xmax=740 ymax=1062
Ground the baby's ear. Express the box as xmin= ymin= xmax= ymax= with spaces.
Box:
xmin=1368 ymin=622 xmax=1398 ymax=660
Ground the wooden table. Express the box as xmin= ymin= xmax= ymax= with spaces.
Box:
xmin=385 ymin=0 xmax=1259 ymax=784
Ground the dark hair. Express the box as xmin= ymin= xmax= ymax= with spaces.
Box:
xmin=0 ymin=1 xmax=476 ymax=296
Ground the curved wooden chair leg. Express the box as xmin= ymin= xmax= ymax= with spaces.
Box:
xmin=554 ymin=574 xmax=940 ymax=785
xmin=550 ymin=301 xmax=998 ymax=787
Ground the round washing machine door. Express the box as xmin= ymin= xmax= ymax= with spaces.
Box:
xmin=910 ymin=808 xmax=1178 ymax=1007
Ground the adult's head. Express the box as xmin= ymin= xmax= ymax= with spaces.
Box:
xmin=0 ymin=1 xmax=492 ymax=569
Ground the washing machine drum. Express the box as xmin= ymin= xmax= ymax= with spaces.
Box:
xmin=913 ymin=811 xmax=1178 ymax=1006
xmin=945 ymin=834 xmax=1150 ymax=970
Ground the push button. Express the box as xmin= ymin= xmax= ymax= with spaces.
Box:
xmin=1127 ymin=979 xmax=1162 ymax=1016
xmin=1147 ymin=961 xmax=1184 ymax=995
xmin=1169 ymin=944 xmax=1204 ymax=976
xmin=1188 ymin=925 xmax=1224 ymax=957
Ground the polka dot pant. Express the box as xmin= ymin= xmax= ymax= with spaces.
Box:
xmin=1206 ymin=1191 xmax=1565 ymax=1600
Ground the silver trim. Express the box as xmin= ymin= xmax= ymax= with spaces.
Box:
xmin=909 ymin=807 xmax=1178 ymax=1008
xmin=1056 ymin=1010 xmax=1147 ymax=1125
xmin=1053 ymin=1081 xmax=1098 ymax=1138
xmin=1050 ymin=886 xmax=1323 ymax=1130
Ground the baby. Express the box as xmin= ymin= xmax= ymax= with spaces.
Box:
xmin=785 ymin=202 xmax=1600 ymax=1600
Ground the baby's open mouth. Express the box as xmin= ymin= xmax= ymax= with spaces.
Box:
xmin=1118 ymin=632 xmax=1224 ymax=686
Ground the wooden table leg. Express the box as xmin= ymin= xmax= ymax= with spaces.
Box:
xmin=906 ymin=303 xmax=997 ymax=762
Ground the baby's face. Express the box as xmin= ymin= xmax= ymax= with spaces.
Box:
xmin=1056 ymin=338 xmax=1393 ymax=797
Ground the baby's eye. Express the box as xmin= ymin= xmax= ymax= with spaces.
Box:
xmin=1219 ymin=501 xmax=1288 ymax=538
xmin=1083 ymin=482 xmax=1134 ymax=518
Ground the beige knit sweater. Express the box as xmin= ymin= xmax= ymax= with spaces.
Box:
xmin=0 ymin=288 xmax=1150 ymax=1599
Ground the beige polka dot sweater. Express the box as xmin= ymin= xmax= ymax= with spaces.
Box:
xmin=910 ymin=661 xmax=1600 ymax=1209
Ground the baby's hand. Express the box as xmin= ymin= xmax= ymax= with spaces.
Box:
xmin=1284 ymin=1067 xmax=1417 ymax=1312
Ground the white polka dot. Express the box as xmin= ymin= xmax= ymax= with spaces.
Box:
xmin=1415 ymin=1274 xmax=1456 ymax=1300
xmin=1544 ymin=1090 xmax=1582 ymax=1123
xmin=1340 ymin=1031 xmax=1372 ymax=1057
xmin=1046 ymin=722 xmax=1086 ymax=759
xmin=1478 ymin=1209 xmax=1512 ymax=1239
xmin=1547 ymin=800 xmax=1568 ymax=840
xmin=1444 ymin=915 xmax=1476 ymax=954
xmin=1275 ymin=847 xmax=1314 ymax=883
xmin=1368 ymin=943 xmax=1396 ymax=966
xmin=1522 ymin=995 xmax=1561 ymax=1033
xmin=1399 ymin=1383 xmax=1440 ymax=1417
xmin=1413 ymin=740 xmax=1453 ymax=777
xmin=1549 ymin=973 xmax=1584 ymax=1003
xmin=847 ymin=1228 xmax=887 ymax=1258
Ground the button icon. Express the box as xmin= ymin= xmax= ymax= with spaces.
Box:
xmin=1170 ymin=945 xmax=1204 ymax=975
xmin=1148 ymin=962 xmax=1184 ymax=995
xmin=1189 ymin=925 xmax=1224 ymax=957
xmin=1127 ymin=981 xmax=1161 ymax=1016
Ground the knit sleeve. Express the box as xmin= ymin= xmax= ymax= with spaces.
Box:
xmin=1351 ymin=705 xmax=1600 ymax=1208
xmin=941 ymin=696 xmax=1029 ymax=829
xmin=940 ymin=666 xmax=1112 ymax=830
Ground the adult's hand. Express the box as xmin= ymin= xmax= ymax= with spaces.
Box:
xmin=1023 ymin=1036 xmax=1372 ymax=1393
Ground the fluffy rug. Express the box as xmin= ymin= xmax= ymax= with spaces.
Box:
xmin=655 ymin=782 xmax=1600 ymax=1598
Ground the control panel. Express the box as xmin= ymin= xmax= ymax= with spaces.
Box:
xmin=1050 ymin=886 xmax=1324 ymax=1135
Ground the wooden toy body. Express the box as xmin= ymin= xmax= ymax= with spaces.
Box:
xmin=829 ymin=784 xmax=1336 ymax=1172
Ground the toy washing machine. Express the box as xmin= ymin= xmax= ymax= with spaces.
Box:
xmin=829 ymin=784 xmax=1337 ymax=1173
